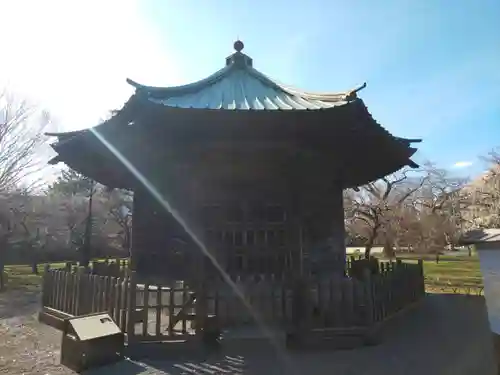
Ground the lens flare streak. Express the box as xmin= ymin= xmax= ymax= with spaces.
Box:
xmin=89 ymin=127 xmax=298 ymax=374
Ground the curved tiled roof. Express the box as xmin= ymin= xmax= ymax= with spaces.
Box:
xmin=126 ymin=41 xmax=366 ymax=111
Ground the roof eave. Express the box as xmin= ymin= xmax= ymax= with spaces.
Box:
xmin=127 ymin=64 xmax=363 ymax=108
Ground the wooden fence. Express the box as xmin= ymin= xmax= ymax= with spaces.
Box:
xmin=39 ymin=258 xmax=425 ymax=345
xmin=370 ymin=260 xmax=425 ymax=324
xmin=40 ymin=267 xmax=199 ymax=342
xmin=41 ymin=267 xmax=132 ymax=334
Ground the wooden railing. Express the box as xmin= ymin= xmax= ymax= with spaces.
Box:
xmin=39 ymin=258 xmax=425 ymax=346
xmin=40 ymin=267 xmax=201 ymax=343
xmin=41 ymin=266 xmax=132 ymax=334
xmin=369 ymin=260 xmax=425 ymax=324
xmin=300 ymin=259 xmax=425 ymax=330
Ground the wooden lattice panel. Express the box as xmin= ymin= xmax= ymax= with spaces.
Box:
xmin=201 ymin=202 xmax=294 ymax=277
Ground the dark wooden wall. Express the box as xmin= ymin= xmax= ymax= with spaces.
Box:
xmin=131 ymin=188 xmax=196 ymax=281
xmin=131 ymin=181 xmax=347 ymax=281
xmin=129 ymin=139 xmax=348 ymax=281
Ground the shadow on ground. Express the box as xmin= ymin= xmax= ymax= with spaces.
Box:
xmin=0 ymin=287 xmax=41 ymax=319
xmin=82 ymin=360 xmax=147 ymax=375
xmin=81 ymin=294 xmax=497 ymax=375
xmin=84 ymin=355 xmax=248 ymax=375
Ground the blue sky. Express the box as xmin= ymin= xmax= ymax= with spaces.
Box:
xmin=0 ymin=0 xmax=499 ymax=179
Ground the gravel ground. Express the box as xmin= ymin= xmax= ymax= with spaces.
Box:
xmin=0 ymin=290 xmax=497 ymax=375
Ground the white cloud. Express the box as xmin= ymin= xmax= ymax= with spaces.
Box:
xmin=0 ymin=0 xmax=184 ymax=132
xmin=453 ymin=161 xmax=473 ymax=168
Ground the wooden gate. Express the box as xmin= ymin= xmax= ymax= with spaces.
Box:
xmin=133 ymin=281 xmax=197 ymax=341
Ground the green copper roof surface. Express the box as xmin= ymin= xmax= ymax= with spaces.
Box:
xmin=126 ymin=41 xmax=366 ymax=111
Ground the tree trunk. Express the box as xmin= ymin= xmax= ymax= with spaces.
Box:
xmin=79 ymin=243 xmax=91 ymax=268
xmin=0 ymin=264 xmax=4 ymax=291
xmin=364 ymin=225 xmax=380 ymax=259
xmin=0 ymin=238 xmax=7 ymax=290
xmin=364 ymin=244 xmax=372 ymax=259
xmin=395 ymin=240 xmax=402 ymax=254
xmin=364 ymin=237 xmax=375 ymax=259
xmin=123 ymin=227 xmax=131 ymax=257
xmin=383 ymin=240 xmax=395 ymax=259
xmin=31 ymin=261 xmax=38 ymax=275
xmin=30 ymin=246 xmax=38 ymax=274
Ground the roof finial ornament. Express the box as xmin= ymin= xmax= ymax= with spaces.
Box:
xmin=234 ymin=40 xmax=244 ymax=52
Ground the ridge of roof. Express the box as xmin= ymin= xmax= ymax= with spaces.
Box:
xmin=126 ymin=64 xmax=363 ymax=103
xmin=125 ymin=41 xmax=365 ymax=110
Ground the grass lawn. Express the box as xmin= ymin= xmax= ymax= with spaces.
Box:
xmin=2 ymin=263 xmax=67 ymax=292
xmin=423 ymin=257 xmax=482 ymax=285
xmin=421 ymin=256 xmax=484 ymax=294
xmin=375 ymin=253 xmax=484 ymax=294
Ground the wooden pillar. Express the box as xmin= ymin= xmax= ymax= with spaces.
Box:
xmin=188 ymin=202 xmax=209 ymax=338
xmin=130 ymin=190 xmax=140 ymax=272
xmin=287 ymin=176 xmax=312 ymax=340
xmin=126 ymin=271 xmax=137 ymax=344
xmin=329 ymin=181 xmax=346 ymax=272
xmin=304 ymin=180 xmax=346 ymax=276
xmin=194 ymin=241 xmax=208 ymax=338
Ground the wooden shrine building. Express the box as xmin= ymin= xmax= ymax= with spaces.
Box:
xmin=42 ymin=41 xmax=426 ymax=348
xmin=47 ymin=41 xmax=420 ymax=282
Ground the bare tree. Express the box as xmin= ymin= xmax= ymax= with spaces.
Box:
xmin=0 ymin=200 xmax=14 ymax=290
xmin=417 ymin=164 xmax=469 ymax=255
xmin=0 ymin=191 xmax=65 ymax=274
xmin=0 ymin=91 xmax=51 ymax=192
xmin=48 ymin=169 xmax=129 ymax=262
xmin=419 ymin=164 xmax=468 ymax=214
xmin=345 ymin=168 xmax=427 ymax=258
xmin=0 ymin=91 xmax=50 ymax=286
xmin=9 ymin=191 xmax=41 ymax=273
xmin=50 ymin=172 xmax=106 ymax=266
xmin=105 ymin=189 xmax=133 ymax=256
xmin=464 ymin=149 xmax=500 ymax=228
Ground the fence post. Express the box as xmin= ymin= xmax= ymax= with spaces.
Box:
xmin=417 ymin=259 xmax=425 ymax=297
xmin=41 ymin=264 xmax=51 ymax=308
xmin=126 ymin=271 xmax=137 ymax=344
xmin=0 ymin=258 xmax=5 ymax=291
xmin=195 ymin=281 xmax=208 ymax=338
xmin=363 ymin=268 xmax=375 ymax=327
xmin=291 ymin=277 xmax=309 ymax=339
xmin=75 ymin=267 xmax=86 ymax=315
